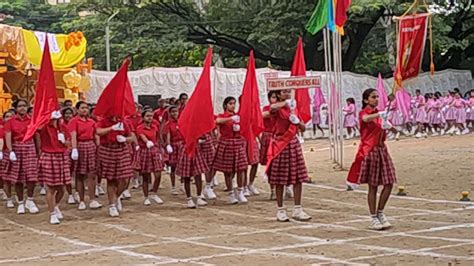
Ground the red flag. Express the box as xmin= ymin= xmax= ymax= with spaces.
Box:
xmin=238 ymin=50 xmax=264 ymax=159
xmin=394 ymin=14 xmax=429 ymax=87
xmin=23 ymin=37 xmax=59 ymax=142
xmin=93 ymin=59 xmax=135 ymax=119
xmin=292 ymin=37 xmax=312 ymax=123
xmin=335 ymin=0 xmax=351 ymax=28
xmin=178 ymin=48 xmax=215 ymax=157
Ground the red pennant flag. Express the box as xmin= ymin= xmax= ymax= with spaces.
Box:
xmin=238 ymin=50 xmax=264 ymax=159
xmin=23 ymin=37 xmax=59 ymax=142
xmin=292 ymin=37 xmax=312 ymax=123
xmin=335 ymin=0 xmax=351 ymax=28
xmin=178 ymin=48 xmax=215 ymax=157
xmin=93 ymin=59 xmax=135 ymax=119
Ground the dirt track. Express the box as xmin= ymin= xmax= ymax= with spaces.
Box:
xmin=0 ymin=134 xmax=473 ymax=265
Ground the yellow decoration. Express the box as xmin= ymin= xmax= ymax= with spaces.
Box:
xmin=78 ymin=76 xmax=91 ymax=93
xmin=0 ymin=78 xmax=13 ymax=115
xmin=63 ymin=88 xmax=78 ymax=106
xmin=63 ymin=69 xmax=82 ymax=89
xmin=21 ymin=29 xmax=87 ymax=69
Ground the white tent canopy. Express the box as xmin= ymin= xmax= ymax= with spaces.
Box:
xmin=87 ymin=68 xmax=472 ymax=113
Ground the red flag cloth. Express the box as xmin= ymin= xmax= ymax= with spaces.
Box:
xmin=23 ymin=37 xmax=59 ymax=142
xmin=178 ymin=48 xmax=215 ymax=157
xmin=292 ymin=37 xmax=312 ymax=123
xmin=238 ymin=50 xmax=264 ymax=159
xmin=394 ymin=14 xmax=429 ymax=87
xmin=93 ymin=59 xmax=135 ymax=119
xmin=335 ymin=0 xmax=351 ymax=27
xmin=376 ymin=73 xmax=388 ymax=111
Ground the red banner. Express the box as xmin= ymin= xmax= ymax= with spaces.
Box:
xmin=394 ymin=14 xmax=429 ymax=87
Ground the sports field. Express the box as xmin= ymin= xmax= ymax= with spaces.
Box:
xmin=1 ymin=134 xmax=473 ymax=265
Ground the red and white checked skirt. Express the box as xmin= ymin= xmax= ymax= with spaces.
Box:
xmin=97 ymin=144 xmax=133 ymax=180
xmin=133 ymin=146 xmax=164 ymax=174
xmin=213 ymin=138 xmax=248 ymax=173
xmin=73 ymin=140 xmax=97 ymax=175
xmin=4 ymin=141 xmax=38 ymax=184
xmin=167 ymin=141 xmax=183 ymax=168
xmin=0 ymin=156 xmax=9 ymax=181
xmin=358 ymin=145 xmax=397 ymax=187
xmin=247 ymin=139 xmax=260 ymax=166
xmin=200 ymin=133 xmax=216 ymax=168
xmin=267 ymin=136 xmax=309 ymax=186
xmin=39 ymin=152 xmax=72 ymax=186
xmin=259 ymin=132 xmax=272 ymax=165
xmin=176 ymin=146 xmax=209 ymax=178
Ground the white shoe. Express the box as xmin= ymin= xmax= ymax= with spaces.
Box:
xmin=17 ymin=202 xmax=25 ymax=214
xmin=67 ymin=195 xmax=76 ymax=205
xmin=171 ymin=187 xmax=179 ymax=195
xmin=74 ymin=192 xmax=80 ymax=202
xmin=431 ymin=128 xmax=436 ymax=134
xmin=395 ymin=132 xmax=400 ymax=141
xmin=447 ymin=126 xmax=456 ymax=135
xmin=285 ymin=186 xmax=294 ymax=199
xmin=248 ymin=185 xmax=260 ymax=196
xmin=431 ymin=132 xmax=439 ymax=136
xmin=40 ymin=187 xmax=47 ymax=196
xmin=243 ymin=187 xmax=251 ymax=197
xmin=237 ymin=190 xmax=248 ymax=203
xmin=415 ymin=132 xmax=422 ymax=138
xmin=387 ymin=132 xmax=395 ymax=140
xmin=186 ymin=198 xmax=196 ymax=209
xmin=109 ymin=206 xmax=119 ymax=217
xmin=455 ymin=129 xmax=461 ymax=136
xmin=89 ymin=200 xmax=102 ymax=209
xmin=276 ymin=208 xmax=290 ymax=222
xmin=95 ymin=186 xmax=100 ymax=197
xmin=377 ymin=212 xmax=392 ymax=229
xmin=212 ymin=177 xmax=219 ymax=187
xmin=402 ymin=129 xmax=410 ymax=136
xmin=6 ymin=199 xmax=14 ymax=208
xmin=203 ymin=185 xmax=217 ymax=200
xmin=143 ymin=198 xmax=151 ymax=206
xmin=50 ymin=214 xmax=60 ymax=225
xmin=370 ymin=217 xmax=384 ymax=230
xmin=0 ymin=189 xmax=7 ymax=201
xmin=116 ymin=198 xmax=123 ymax=212
xmin=78 ymin=201 xmax=87 ymax=210
xmin=228 ymin=192 xmax=238 ymax=205
xmin=462 ymin=128 xmax=469 ymax=135
xmin=292 ymin=206 xmax=312 ymax=221
xmin=150 ymin=194 xmax=164 ymax=204
xmin=54 ymin=206 xmax=63 ymax=220
xmin=440 ymin=129 xmax=445 ymax=135
xmin=97 ymin=185 xmax=105 ymax=195
xmin=131 ymin=178 xmax=140 ymax=189
xmin=25 ymin=199 xmax=39 ymax=214
xmin=121 ymin=189 xmax=132 ymax=200
xmin=422 ymin=133 xmax=428 ymax=138
xmin=196 ymin=196 xmax=208 ymax=206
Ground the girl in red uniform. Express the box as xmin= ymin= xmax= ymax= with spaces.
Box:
xmin=243 ymin=138 xmax=260 ymax=197
xmin=95 ymin=116 xmax=134 ymax=217
xmin=4 ymin=100 xmax=39 ymax=214
xmin=0 ymin=110 xmax=14 ymax=202
xmin=214 ymin=97 xmax=249 ymax=204
xmin=261 ymin=91 xmax=277 ymax=199
xmin=267 ymin=90 xmax=311 ymax=222
xmin=134 ymin=109 xmax=164 ymax=206
xmin=201 ymin=131 xmax=217 ymax=200
xmin=62 ymin=107 xmax=77 ymax=205
xmin=164 ymin=106 xmax=183 ymax=195
xmin=347 ymin=88 xmax=397 ymax=230
xmin=36 ymin=111 xmax=72 ymax=224
xmin=69 ymin=101 xmax=102 ymax=210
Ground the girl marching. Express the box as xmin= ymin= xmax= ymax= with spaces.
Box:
xmin=134 ymin=109 xmax=164 ymax=206
xmin=62 ymin=107 xmax=77 ymax=205
xmin=347 ymin=88 xmax=397 ymax=230
xmin=201 ymin=131 xmax=218 ymax=200
xmin=261 ymin=91 xmax=278 ymax=199
xmin=0 ymin=110 xmax=14 ymax=202
xmin=164 ymin=106 xmax=183 ymax=195
xmin=413 ymin=89 xmax=428 ymax=138
xmin=343 ymin=98 xmax=358 ymax=139
xmin=69 ymin=101 xmax=102 ymax=210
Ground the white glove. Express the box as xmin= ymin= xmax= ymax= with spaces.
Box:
xmin=9 ymin=151 xmax=17 ymax=161
xmin=377 ymin=110 xmax=388 ymax=119
xmin=467 ymin=108 xmax=472 ymax=113
xmin=289 ymin=114 xmax=300 ymax=125
xmin=231 ymin=115 xmax=240 ymax=123
xmin=111 ymin=122 xmax=124 ymax=131
xmin=146 ymin=141 xmax=154 ymax=149
xmin=441 ymin=106 xmax=448 ymax=112
xmin=198 ymin=139 xmax=205 ymax=144
xmin=71 ymin=148 xmax=79 ymax=161
xmin=57 ymin=133 xmax=66 ymax=144
xmin=135 ymin=145 xmax=140 ymax=151
xmin=50 ymin=110 xmax=62 ymax=120
xmin=166 ymin=145 xmax=173 ymax=154
xmin=0 ymin=151 xmax=3 ymax=160
xmin=437 ymin=113 xmax=441 ymax=119
xmin=286 ymin=99 xmax=297 ymax=110
xmin=381 ymin=119 xmax=392 ymax=130
xmin=232 ymin=124 xmax=240 ymax=132
xmin=116 ymin=135 xmax=126 ymax=143
xmin=342 ymin=111 xmax=348 ymax=116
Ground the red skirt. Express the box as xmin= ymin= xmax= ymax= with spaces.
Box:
xmin=213 ymin=138 xmax=248 ymax=173
xmin=0 ymin=156 xmax=9 ymax=181
xmin=267 ymin=136 xmax=309 ymax=186
xmin=39 ymin=152 xmax=72 ymax=186
xmin=176 ymin=146 xmax=209 ymax=177
xmin=4 ymin=141 xmax=38 ymax=184
xmin=73 ymin=140 xmax=97 ymax=175
xmin=200 ymin=133 xmax=216 ymax=168
xmin=358 ymin=145 xmax=397 ymax=187
xmin=247 ymin=139 xmax=260 ymax=166
xmin=167 ymin=141 xmax=183 ymax=168
xmin=259 ymin=132 xmax=272 ymax=165
xmin=97 ymin=144 xmax=133 ymax=180
xmin=133 ymin=146 xmax=164 ymax=174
